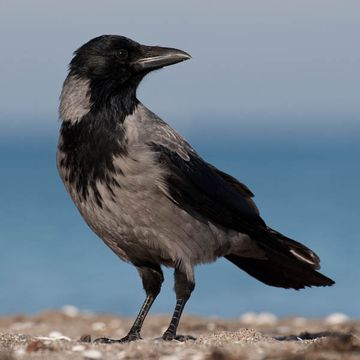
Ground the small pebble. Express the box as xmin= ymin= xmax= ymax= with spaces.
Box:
xmin=325 ymin=313 xmax=350 ymax=325
xmin=239 ymin=312 xmax=257 ymax=324
xmin=48 ymin=331 xmax=71 ymax=341
xmin=91 ymin=322 xmax=106 ymax=331
xmin=79 ymin=334 xmax=92 ymax=343
xmin=72 ymin=345 xmax=86 ymax=352
xmin=26 ymin=340 xmax=44 ymax=353
xmin=82 ymin=349 xmax=103 ymax=359
xmin=239 ymin=312 xmax=277 ymax=325
xmin=256 ymin=312 xmax=278 ymax=325
xmin=14 ymin=347 xmax=26 ymax=357
xmin=61 ymin=305 xmax=80 ymax=317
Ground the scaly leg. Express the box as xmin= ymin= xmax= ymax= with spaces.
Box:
xmin=162 ymin=268 xmax=195 ymax=341
xmin=94 ymin=265 xmax=163 ymax=343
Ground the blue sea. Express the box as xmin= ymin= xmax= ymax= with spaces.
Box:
xmin=0 ymin=127 xmax=359 ymax=318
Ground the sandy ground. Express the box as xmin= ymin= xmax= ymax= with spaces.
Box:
xmin=0 ymin=308 xmax=359 ymax=359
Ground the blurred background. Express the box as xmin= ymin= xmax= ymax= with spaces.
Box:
xmin=0 ymin=0 xmax=359 ymax=318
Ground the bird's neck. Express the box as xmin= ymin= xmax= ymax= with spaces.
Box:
xmin=59 ymin=74 xmax=140 ymax=125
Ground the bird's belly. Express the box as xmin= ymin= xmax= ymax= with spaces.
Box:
xmin=67 ymin=177 xmax=239 ymax=267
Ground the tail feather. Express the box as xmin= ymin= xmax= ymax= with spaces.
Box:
xmin=267 ymin=228 xmax=321 ymax=270
xmin=226 ymin=228 xmax=335 ymax=290
xmin=225 ymin=254 xmax=334 ymax=289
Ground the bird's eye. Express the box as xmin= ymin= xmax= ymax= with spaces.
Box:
xmin=113 ymin=49 xmax=128 ymax=60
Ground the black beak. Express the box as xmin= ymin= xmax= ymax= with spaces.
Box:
xmin=133 ymin=45 xmax=191 ymax=72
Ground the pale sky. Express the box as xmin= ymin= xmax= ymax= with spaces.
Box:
xmin=1 ymin=0 xmax=359 ymax=137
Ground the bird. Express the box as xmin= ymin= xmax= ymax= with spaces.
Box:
xmin=57 ymin=35 xmax=334 ymax=343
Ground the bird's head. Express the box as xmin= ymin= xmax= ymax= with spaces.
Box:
xmin=60 ymin=35 xmax=191 ymax=122
xmin=70 ymin=35 xmax=191 ymax=81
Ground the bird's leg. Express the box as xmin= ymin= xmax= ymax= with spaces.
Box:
xmin=162 ymin=268 xmax=195 ymax=341
xmin=94 ymin=265 xmax=163 ymax=344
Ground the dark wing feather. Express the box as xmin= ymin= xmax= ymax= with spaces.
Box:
xmin=150 ymin=143 xmax=266 ymax=233
xmin=210 ymin=167 xmax=255 ymax=197
xmin=209 ymin=166 xmax=260 ymax=215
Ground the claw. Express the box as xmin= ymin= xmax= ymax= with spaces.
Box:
xmin=162 ymin=333 xmax=196 ymax=342
xmin=94 ymin=333 xmax=142 ymax=344
xmin=93 ymin=337 xmax=118 ymax=344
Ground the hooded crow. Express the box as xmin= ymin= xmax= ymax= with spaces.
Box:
xmin=57 ymin=35 xmax=334 ymax=342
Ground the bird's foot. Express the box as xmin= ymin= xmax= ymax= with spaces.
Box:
xmin=162 ymin=332 xmax=196 ymax=341
xmin=94 ymin=332 xmax=142 ymax=344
